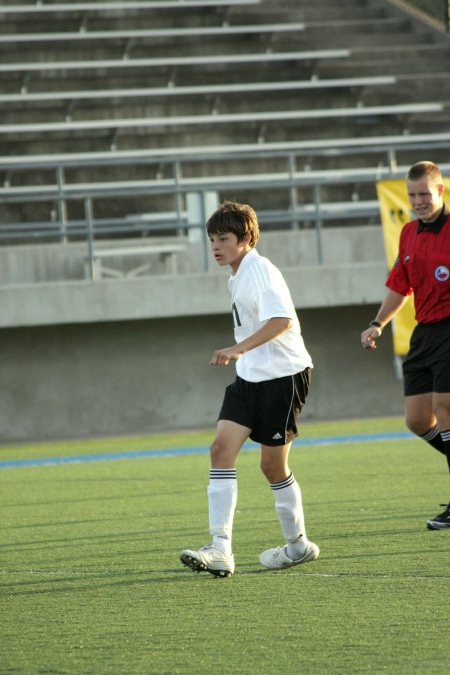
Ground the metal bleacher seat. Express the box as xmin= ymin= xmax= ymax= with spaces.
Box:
xmin=0 ymin=22 xmax=307 ymax=45
xmin=0 ymin=76 xmax=398 ymax=105
xmin=0 ymin=102 xmax=443 ymax=137
xmin=0 ymin=0 xmax=261 ymax=14
xmin=2 ymin=131 xmax=450 ymax=171
xmin=1 ymin=0 xmax=450 ymax=255
xmin=0 ymin=49 xmax=351 ymax=75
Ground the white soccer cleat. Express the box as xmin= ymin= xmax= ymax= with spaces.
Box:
xmin=180 ymin=543 xmax=235 ymax=577
xmin=259 ymin=541 xmax=320 ymax=570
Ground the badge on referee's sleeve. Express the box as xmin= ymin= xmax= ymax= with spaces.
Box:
xmin=434 ymin=265 xmax=450 ymax=282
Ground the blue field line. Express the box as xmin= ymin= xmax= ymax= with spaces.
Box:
xmin=0 ymin=431 xmax=415 ymax=470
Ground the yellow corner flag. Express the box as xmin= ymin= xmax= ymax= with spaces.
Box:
xmin=376 ymin=179 xmax=415 ymax=356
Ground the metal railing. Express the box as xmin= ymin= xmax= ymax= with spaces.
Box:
xmin=1 ymin=134 xmax=450 ymax=271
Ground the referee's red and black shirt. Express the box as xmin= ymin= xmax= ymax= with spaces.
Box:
xmin=386 ymin=206 xmax=450 ymax=323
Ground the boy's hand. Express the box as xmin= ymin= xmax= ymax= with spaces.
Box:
xmin=210 ymin=347 xmax=241 ymax=366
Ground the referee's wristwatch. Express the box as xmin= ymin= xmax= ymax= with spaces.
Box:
xmin=369 ymin=320 xmax=383 ymax=332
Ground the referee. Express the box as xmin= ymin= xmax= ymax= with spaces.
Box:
xmin=361 ymin=161 xmax=450 ymax=530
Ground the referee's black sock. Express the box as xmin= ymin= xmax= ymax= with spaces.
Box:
xmin=440 ymin=429 xmax=450 ymax=473
xmin=420 ymin=426 xmax=446 ymax=454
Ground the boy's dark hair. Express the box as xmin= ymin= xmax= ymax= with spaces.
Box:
xmin=206 ymin=201 xmax=259 ymax=247
xmin=407 ymin=161 xmax=442 ymax=183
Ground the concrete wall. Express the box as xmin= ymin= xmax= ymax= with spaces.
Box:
xmin=0 ymin=226 xmax=388 ymax=330
xmin=0 ymin=306 xmax=404 ymax=444
xmin=0 ymin=225 xmax=407 ymax=443
xmin=0 ymin=260 xmax=387 ymax=329
xmin=0 ymin=226 xmax=385 ymax=284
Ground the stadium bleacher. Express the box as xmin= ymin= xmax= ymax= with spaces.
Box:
xmin=3 ymin=0 xmax=450 ymax=448
xmin=0 ymin=0 xmax=449 ymax=267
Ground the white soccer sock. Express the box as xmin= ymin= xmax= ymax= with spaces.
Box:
xmin=270 ymin=472 xmax=307 ymax=559
xmin=208 ymin=468 xmax=237 ymax=554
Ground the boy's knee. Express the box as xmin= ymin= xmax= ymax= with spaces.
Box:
xmin=260 ymin=456 xmax=284 ymax=484
xmin=210 ymin=438 xmax=223 ymax=464
xmin=210 ymin=437 xmax=236 ymax=467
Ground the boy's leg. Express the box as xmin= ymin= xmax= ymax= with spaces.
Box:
xmin=260 ymin=443 xmax=307 ymax=553
xmin=259 ymin=442 xmax=319 ymax=569
xmin=208 ymin=420 xmax=250 ymax=550
xmin=180 ymin=419 xmax=250 ymax=576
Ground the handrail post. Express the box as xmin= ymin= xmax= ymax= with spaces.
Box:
xmin=56 ymin=166 xmax=68 ymax=243
xmin=388 ymin=148 xmax=397 ymax=173
xmin=313 ymin=184 xmax=323 ymax=264
xmin=84 ymin=197 xmax=95 ymax=281
xmin=288 ymin=154 xmax=299 ymax=230
xmin=200 ymin=191 xmax=209 ymax=272
xmin=173 ymin=160 xmax=184 ymax=236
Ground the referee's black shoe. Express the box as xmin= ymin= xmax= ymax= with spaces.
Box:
xmin=427 ymin=502 xmax=450 ymax=530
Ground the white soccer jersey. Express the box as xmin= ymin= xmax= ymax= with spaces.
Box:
xmin=228 ymin=248 xmax=313 ymax=382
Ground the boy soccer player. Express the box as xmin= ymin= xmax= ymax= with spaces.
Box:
xmin=180 ymin=201 xmax=319 ymax=576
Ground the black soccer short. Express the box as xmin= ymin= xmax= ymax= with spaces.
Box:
xmin=403 ymin=318 xmax=450 ymax=396
xmin=218 ymin=368 xmax=311 ymax=446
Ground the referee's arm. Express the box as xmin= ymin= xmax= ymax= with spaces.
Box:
xmin=361 ymin=290 xmax=409 ymax=350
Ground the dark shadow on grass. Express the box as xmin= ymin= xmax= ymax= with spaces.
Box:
xmin=4 ymin=564 xmax=450 ymax=598
xmin=0 ymin=488 xmax=198 ymax=510
xmin=0 ymin=525 xmax=206 ymax=551
xmin=319 ymin=545 xmax=450 ymax=560
xmin=315 ymin=526 xmax=425 ymax=540
xmin=1 ymin=567 xmax=236 ymax=595
xmin=0 ymin=516 xmax=122 ymax=531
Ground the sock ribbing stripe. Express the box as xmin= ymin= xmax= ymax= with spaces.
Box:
xmin=421 ymin=425 xmax=441 ymax=442
xmin=270 ymin=472 xmax=295 ymax=491
xmin=210 ymin=468 xmax=236 ymax=480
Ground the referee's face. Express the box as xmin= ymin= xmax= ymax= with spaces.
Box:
xmin=407 ymin=176 xmax=444 ymax=223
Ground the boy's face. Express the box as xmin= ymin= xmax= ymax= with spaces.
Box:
xmin=208 ymin=232 xmax=251 ymax=273
xmin=407 ymin=176 xmax=444 ymax=223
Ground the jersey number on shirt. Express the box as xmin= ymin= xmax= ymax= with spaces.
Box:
xmin=232 ymin=302 xmax=242 ymax=327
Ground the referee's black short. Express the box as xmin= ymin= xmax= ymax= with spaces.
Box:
xmin=218 ymin=368 xmax=311 ymax=446
xmin=403 ymin=318 xmax=450 ymax=396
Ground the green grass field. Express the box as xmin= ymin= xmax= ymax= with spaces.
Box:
xmin=1 ymin=417 xmax=449 ymax=674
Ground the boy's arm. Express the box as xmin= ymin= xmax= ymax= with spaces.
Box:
xmin=210 ymin=316 xmax=292 ymax=366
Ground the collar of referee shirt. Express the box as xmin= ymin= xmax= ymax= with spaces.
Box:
xmin=417 ymin=204 xmax=449 ymax=234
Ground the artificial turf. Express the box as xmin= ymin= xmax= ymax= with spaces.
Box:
xmin=1 ymin=417 xmax=449 ymax=674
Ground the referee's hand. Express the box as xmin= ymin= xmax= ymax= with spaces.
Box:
xmin=361 ymin=327 xmax=381 ymax=350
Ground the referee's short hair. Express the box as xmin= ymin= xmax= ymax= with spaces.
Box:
xmin=206 ymin=201 xmax=260 ymax=247
xmin=407 ymin=161 xmax=442 ymax=183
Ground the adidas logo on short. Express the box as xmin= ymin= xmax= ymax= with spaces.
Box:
xmin=272 ymin=432 xmax=283 ymax=440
